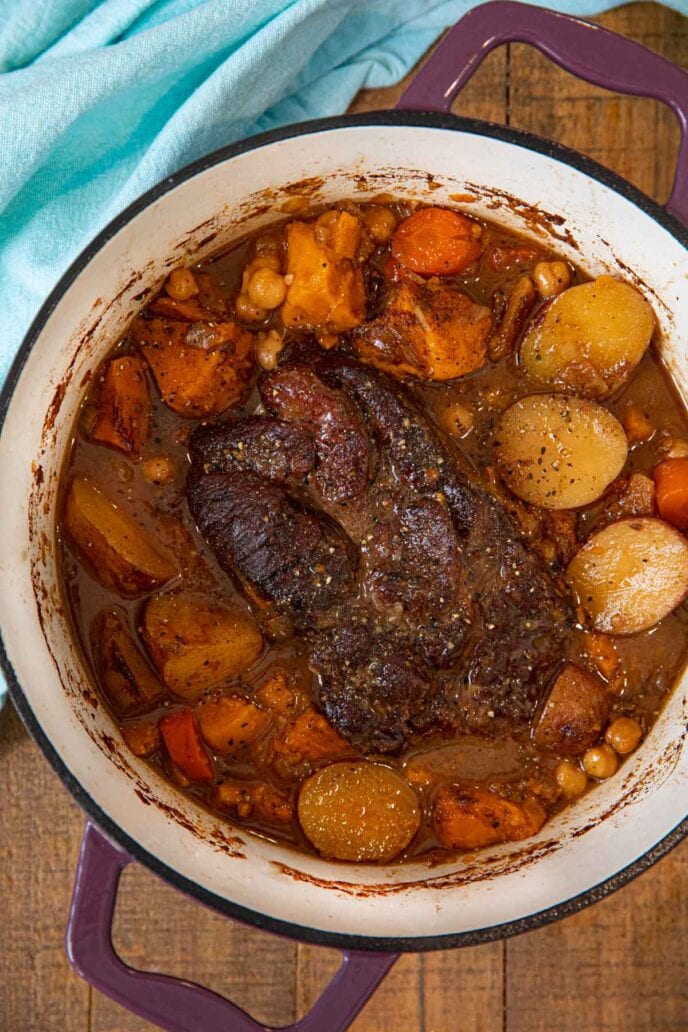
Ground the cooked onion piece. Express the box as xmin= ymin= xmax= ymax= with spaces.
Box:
xmin=495 ymin=394 xmax=628 ymax=509
xmin=298 ymin=762 xmax=420 ymax=862
xmin=520 ymin=277 xmax=654 ymax=397
xmin=567 ymin=517 xmax=688 ymax=634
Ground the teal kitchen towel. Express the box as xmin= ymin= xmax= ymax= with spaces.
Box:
xmin=0 ymin=0 xmax=684 ymax=708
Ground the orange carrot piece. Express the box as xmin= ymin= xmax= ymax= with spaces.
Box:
xmin=391 ymin=207 xmax=482 ymax=277
xmin=652 ymin=457 xmax=688 ymax=530
xmin=159 ymin=709 xmax=214 ymax=782
xmin=90 ymin=356 xmax=150 ymax=455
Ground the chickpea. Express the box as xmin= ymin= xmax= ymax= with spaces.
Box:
xmin=166 ymin=268 xmax=199 ymax=301
xmin=364 ymin=205 xmax=398 ymax=243
xmin=533 ymin=260 xmax=571 ymax=299
xmin=235 ymin=292 xmax=266 ymax=323
xmin=555 ymin=759 xmax=589 ymax=798
xmin=582 ymin=743 xmax=618 ymax=780
xmin=256 ymin=329 xmax=285 ymax=371
xmin=605 ymin=716 xmax=643 ymax=755
xmin=247 ymin=268 xmax=287 ymax=310
xmin=142 ymin=455 xmax=176 ymax=485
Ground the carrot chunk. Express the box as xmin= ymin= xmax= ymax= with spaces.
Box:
xmin=652 ymin=457 xmax=688 ymax=530
xmin=391 ymin=207 xmax=483 ymax=277
xmin=159 ymin=709 xmax=214 ymax=782
xmin=90 ymin=356 xmax=150 ymax=456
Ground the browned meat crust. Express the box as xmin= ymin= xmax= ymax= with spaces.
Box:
xmin=186 ymin=357 xmax=573 ymax=751
xmin=186 ymin=468 xmax=357 ymax=624
xmin=261 ymin=367 xmax=370 ymax=503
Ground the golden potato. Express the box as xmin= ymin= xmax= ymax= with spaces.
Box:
xmin=520 ymin=276 xmax=654 ymax=398
xmin=64 ymin=477 xmax=177 ymax=595
xmin=495 ymin=394 xmax=628 ymax=509
xmin=298 ymin=762 xmax=420 ymax=862
xmin=142 ymin=594 xmax=263 ymax=699
xmin=567 ymin=517 xmax=688 ymax=634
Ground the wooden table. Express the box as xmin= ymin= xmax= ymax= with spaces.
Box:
xmin=2 ymin=5 xmax=687 ymax=1029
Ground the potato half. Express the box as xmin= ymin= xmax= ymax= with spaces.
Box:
xmin=142 ymin=594 xmax=263 ymax=699
xmin=520 ymin=276 xmax=654 ymax=398
xmin=495 ymin=394 xmax=628 ymax=509
xmin=567 ymin=517 xmax=688 ymax=634
xmin=298 ymin=762 xmax=420 ymax=862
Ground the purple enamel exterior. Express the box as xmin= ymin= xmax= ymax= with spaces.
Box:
xmin=398 ymin=1 xmax=688 ymax=224
xmin=65 ymin=4 xmax=688 ymax=1029
xmin=67 ymin=823 xmax=397 ymax=1032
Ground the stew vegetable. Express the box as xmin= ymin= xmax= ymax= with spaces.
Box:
xmin=58 ymin=195 xmax=688 ymax=863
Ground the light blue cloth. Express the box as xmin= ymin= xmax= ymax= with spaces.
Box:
xmin=0 ymin=0 xmax=686 ymax=710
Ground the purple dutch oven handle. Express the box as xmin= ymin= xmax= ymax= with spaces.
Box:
xmin=398 ymin=0 xmax=688 ymax=226
xmin=67 ymin=823 xmax=397 ymax=1032
xmin=65 ymin=7 xmax=688 ymax=1029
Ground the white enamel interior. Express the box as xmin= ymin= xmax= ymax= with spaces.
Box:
xmin=1 ymin=122 xmax=687 ymax=944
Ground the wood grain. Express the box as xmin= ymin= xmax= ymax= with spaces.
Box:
xmin=1 ymin=5 xmax=687 ymax=1031
xmin=507 ymin=5 xmax=687 ymax=203
xmin=0 ymin=703 xmax=88 ymax=1032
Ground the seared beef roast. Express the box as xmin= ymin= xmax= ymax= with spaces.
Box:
xmin=187 ymin=359 xmax=572 ymax=751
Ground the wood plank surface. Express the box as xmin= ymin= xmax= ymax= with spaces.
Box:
xmin=1 ymin=5 xmax=687 ymax=1031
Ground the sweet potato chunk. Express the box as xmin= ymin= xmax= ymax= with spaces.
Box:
xmin=92 ymin=609 xmax=164 ymax=716
xmin=142 ymin=594 xmax=263 ymax=700
xmin=255 ymin=669 xmax=308 ymax=718
xmin=196 ymin=694 xmax=269 ymax=756
xmin=353 ymin=279 xmax=490 ymax=381
xmin=281 ymin=211 xmax=366 ymax=332
xmin=433 ymin=785 xmax=547 ymax=850
xmin=90 ymin=356 xmax=150 ymax=455
xmin=273 ymin=707 xmax=355 ymax=768
xmin=581 ymin=631 xmax=622 ymax=687
xmin=121 ymin=721 xmax=162 ymax=758
xmin=214 ymin=780 xmax=293 ymax=823
xmin=534 ymin=663 xmax=610 ymax=755
xmin=64 ymin=478 xmax=177 ymax=596
xmin=131 ymin=316 xmax=253 ymax=418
